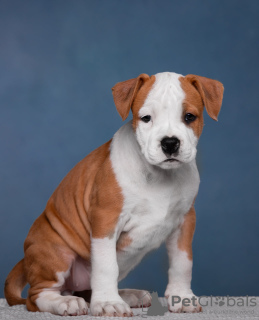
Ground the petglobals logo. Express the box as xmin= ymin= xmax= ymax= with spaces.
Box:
xmin=171 ymin=295 xmax=257 ymax=308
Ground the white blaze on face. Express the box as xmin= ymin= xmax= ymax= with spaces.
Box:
xmin=136 ymin=72 xmax=198 ymax=169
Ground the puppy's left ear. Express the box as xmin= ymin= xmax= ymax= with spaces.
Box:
xmin=185 ymin=75 xmax=224 ymax=121
xmin=112 ymin=74 xmax=151 ymax=121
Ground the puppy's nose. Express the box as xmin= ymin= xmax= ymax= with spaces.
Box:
xmin=161 ymin=136 xmax=180 ymax=156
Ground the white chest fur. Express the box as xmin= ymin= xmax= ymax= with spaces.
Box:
xmin=110 ymin=122 xmax=200 ymax=280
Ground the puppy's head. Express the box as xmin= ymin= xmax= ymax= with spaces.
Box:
xmin=112 ymin=72 xmax=224 ymax=169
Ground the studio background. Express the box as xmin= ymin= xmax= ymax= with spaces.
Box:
xmin=0 ymin=0 xmax=258 ymax=297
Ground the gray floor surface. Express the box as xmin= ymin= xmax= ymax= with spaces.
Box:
xmin=1 ymin=297 xmax=259 ymax=320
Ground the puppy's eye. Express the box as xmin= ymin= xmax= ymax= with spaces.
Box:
xmin=141 ymin=115 xmax=151 ymax=123
xmin=184 ymin=113 xmax=196 ymax=124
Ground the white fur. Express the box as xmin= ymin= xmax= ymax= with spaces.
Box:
xmin=107 ymin=72 xmax=200 ymax=313
xmin=90 ymin=235 xmax=133 ymax=316
xmin=164 ymin=229 xmax=201 ymax=312
xmin=110 ymin=121 xmax=199 ymax=281
xmin=91 ymin=236 xmax=119 ymax=297
xmin=166 ymin=229 xmax=193 ymax=291
xmin=136 ymin=72 xmax=198 ymax=170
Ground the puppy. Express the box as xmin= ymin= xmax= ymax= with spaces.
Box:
xmin=5 ymin=72 xmax=224 ymax=316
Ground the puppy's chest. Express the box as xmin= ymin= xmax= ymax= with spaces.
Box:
xmin=120 ymin=200 xmax=177 ymax=252
xmin=117 ymin=174 xmax=197 ymax=253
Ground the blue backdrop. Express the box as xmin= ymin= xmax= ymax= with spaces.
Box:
xmin=0 ymin=0 xmax=258 ymax=298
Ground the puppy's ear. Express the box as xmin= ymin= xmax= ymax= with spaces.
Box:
xmin=112 ymin=74 xmax=150 ymax=121
xmin=185 ymin=75 xmax=224 ymax=121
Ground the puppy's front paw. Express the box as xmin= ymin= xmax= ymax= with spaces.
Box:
xmin=90 ymin=298 xmax=133 ymax=317
xmin=165 ymin=288 xmax=202 ymax=313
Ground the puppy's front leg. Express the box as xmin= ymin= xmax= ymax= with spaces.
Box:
xmin=165 ymin=206 xmax=202 ymax=313
xmin=90 ymin=234 xmax=133 ymax=317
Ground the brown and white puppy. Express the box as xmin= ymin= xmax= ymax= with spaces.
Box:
xmin=5 ymin=72 xmax=224 ymax=316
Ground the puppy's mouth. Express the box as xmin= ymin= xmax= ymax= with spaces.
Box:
xmin=164 ymin=158 xmax=179 ymax=163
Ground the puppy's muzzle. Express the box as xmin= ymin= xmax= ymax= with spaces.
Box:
xmin=161 ymin=136 xmax=180 ymax=157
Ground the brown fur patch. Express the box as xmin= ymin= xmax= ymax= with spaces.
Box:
xmin=112 ymin=74 xmax=156 ymax=126
xmin=177 ymin=206 xmax=196 ymax=260
xmin=89 ymin=151 xmax=124 ymax=239
xmin=131 ymin=75 xmax=156 ymax=130
xmin=4 ymin=259 xmax=26 ymax=306
xmin=179 ymin=76 xmax=204 ymax=138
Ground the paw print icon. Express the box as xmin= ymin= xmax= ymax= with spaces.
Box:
xmin=214 ymin=297 xmax=225 ymax=307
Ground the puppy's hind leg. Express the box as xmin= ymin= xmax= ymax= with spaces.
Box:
xmin=25 ymin=250 xmax=89 ymax=316
xmin=24 ymin=236 xmax=89 ymax=316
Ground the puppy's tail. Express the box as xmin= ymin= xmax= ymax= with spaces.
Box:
xmin=4 ymin=259 xmax=27 ymax=305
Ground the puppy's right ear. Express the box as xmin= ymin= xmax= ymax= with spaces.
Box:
xmin=112 ymin=74 xmax=150 ymax=121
